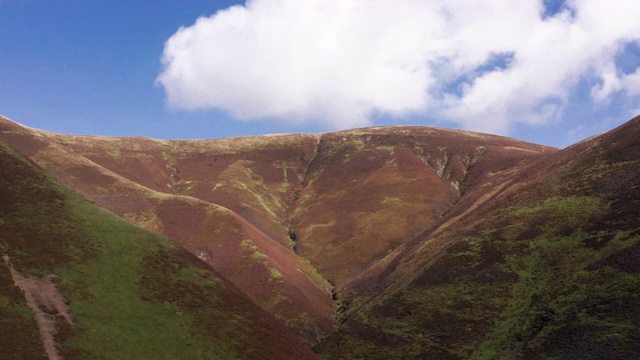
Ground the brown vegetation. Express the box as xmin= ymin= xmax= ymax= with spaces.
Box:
xmin=1 ymin=114 xmax=638 ymax=359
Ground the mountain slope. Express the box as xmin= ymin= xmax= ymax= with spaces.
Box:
xmin=0 ymin=117 xmax=335 ymax=342
xmin=291 ymin=127 xmax=554 ymax=288
xmin=0 ymin=141 xmax=317 ymax=359
xmin=36 ymin=123 xmax=554 ymax=292
xmin=0 ymin=115 xmax=554 ymax=343
xmin=3 ymin=113 xmax=638 ymax=359
xmin=316 ymin=116 xmax=640 ymax=359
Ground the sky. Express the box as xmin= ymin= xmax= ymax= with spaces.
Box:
xmin=1 ymin=0 xmax=640 ymax=148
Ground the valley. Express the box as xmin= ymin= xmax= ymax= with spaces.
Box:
xmin=1 ymin=114 xmax=638 ymax=359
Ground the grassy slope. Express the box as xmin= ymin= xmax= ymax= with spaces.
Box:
xmin=0 ymin=141 xmax=317 ymax=359
xmin=316 ymin=117 xmax=640 ymax=359
xmin=0 ymin=116 xmax=335 ymax=343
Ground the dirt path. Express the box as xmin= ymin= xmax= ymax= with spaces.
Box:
xmin=2 ymin=254 xmax=75 ymax=360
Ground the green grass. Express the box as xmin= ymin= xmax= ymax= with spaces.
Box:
xmin=54 ymin=198 xmax=239 ymax=359
xmin=353 ymin=139 xmax=365 ymax=152
xmin=382 ymin=197 xmax=402 ymax=204
xmin=241 ymin=239 xmax=283 ymax=281
xmin=176 ymin=185 xmax=192 ymax=195
xmin=269 ymin=268 xmax=283 ymax=279
xmin=318 ymin=191 xmax=640 ymax=359
xmin=241 ymin=239 xmax=258 ymax=251
xmin=470 ymin=195 xmax=639 ymax=359
xmin=376 ymin=145 xmax=395 ymax=154
xmin=240 ymin=166 xmax=285 ymax=219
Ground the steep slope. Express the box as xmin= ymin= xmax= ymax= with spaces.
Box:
xmin=316 ymin=116 xmax=640 ymax=359
xmin=291 ymin=127 xmax=554 ymax=288
xmin=0 ymin=141 xmax=317 ymax=359
xmin=0 ymin=116 xmax=335 ymax=343
xmin=0 ymin=115 xmax=560 ymax=347
xmin=4 ymin=112 xmax=638 ymax=359
xmin=0 ymin=115 xmax=557 ymax=344
xmin=44 ymin=132 xmax=320 ymax=246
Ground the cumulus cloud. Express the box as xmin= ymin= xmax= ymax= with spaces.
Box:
xmin=156 ymin=0 xmax=640 ymax=134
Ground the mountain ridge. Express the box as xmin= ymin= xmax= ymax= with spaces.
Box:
xmin=1 ymin=114 xmax=638 ymax=359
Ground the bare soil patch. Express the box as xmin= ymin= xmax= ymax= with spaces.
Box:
xmin=3 ymin=254 xmax=74 ymax=360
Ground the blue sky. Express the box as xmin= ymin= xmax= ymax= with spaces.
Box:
xmin=1 ymin=1 xmax=639 ymax=148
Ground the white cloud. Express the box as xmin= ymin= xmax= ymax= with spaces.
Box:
xmin=157 ymin=0 xmax=640 ymax=134
xmin=620 ymin=68 xmax=640 ymax=96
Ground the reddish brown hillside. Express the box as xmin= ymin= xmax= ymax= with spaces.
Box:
xmin=47 ymin=133 xmax=320 ymax=245
xmin=317 ymin=116 xmax=640 ymax=359
xmin=55 ymin=123 xmax=554 ymax=293
xmin=0 ymin=116 xmax=335 ymax=343
xmin=0 ymin=140 xmax=318 ymax=360
xmin=292 ymin=126 xmax=555 ymax=288
xmin=0 ymin=114 xmax=561 ymax=352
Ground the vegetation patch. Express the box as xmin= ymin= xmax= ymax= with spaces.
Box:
xmin=279 ymin=167 xmax=289 ymax=192
xmin=270 ymin=268 xmax=283 ymax=279
xmin=0 ymin=143 xmax=298 ymax=359
xmin=376 ymin=145 xmax=395 ymax=154
xmin=471 ymin=195 xmax=639 ymax=358
xmin=176 ymin=185 xmax=192 ymax=195
xmin=123 ymin=209 xmax=163 ymax=233
xmin=303 ymin=221 xmax=336 ymax=238
xmin=382 ymin=197 xmax=402 ymax=204
xmin=241 ymin=239 xmax=284 ymax=282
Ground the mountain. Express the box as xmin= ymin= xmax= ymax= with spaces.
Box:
xmin=316 ymin=116 xmax=640 ymax=359
xmin=1 ymin=114 xmax=638 ymax=359
xmin=0 ymin=137 xmax=316 ymax=359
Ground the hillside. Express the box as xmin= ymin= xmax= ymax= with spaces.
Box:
xmin=317 ymin=116 xmax=640 ymax=359
xmin=0 ymin=118 xmax=336 ymax=342
xmin=1 ymin=114 xmax=639 ymax=359
xmin=0 ymin=140 xmax=317 ymax=359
